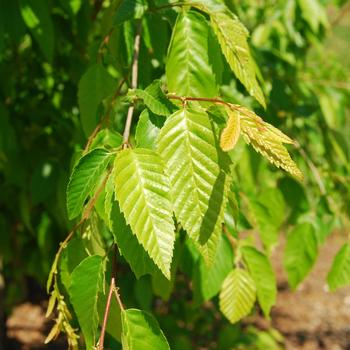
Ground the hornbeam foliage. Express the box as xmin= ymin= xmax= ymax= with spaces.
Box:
xmin=219 ymin=268 xmax=257 ymax=324
xmin=114 ymin=148 xmax=175 ymax=278
xmin=10 ymin=0 xmax=345 ymax=349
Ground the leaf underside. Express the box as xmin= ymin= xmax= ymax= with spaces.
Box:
xmin=237 ymin=106 xmax=303 ymax=180
xmin=203 ymin=8 xmax=266 ymax=107
xmin=220 ymin=107 xmax=241 ymax=151
xmin=114 ymin=148 xmax=175 ymax=278
xmin=157 ymin=107 xmax=231 ymax=264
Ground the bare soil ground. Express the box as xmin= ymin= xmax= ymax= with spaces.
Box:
xmin=4 ymin=233 xmax=350 ymax=349
xmin=271 ymin=233 xmax=350 ymax=350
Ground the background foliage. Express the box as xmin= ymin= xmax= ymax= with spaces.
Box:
xmin=0 ymin=0 xmax=350 ymax=349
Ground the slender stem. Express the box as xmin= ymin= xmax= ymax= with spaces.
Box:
xmin=122 ymin=22 xmax=142 ymax=145
xmin=295 ymin=142 xmax=326 ymax=195
xmin=98 ymin=278 xmax=115 ymax=350
xmin=48 ymin=170 xmax=113 ymax=292
xmin=168 ymin=94 xmax=231 ymax=106
xmin=82 ymin=168 xmax=112 ymax=220
xmin=113 ymin=285 xmax=125 ymax=311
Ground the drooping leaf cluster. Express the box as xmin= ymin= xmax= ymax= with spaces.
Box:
xmin=1 ymin=0 xmax=350 ymax=349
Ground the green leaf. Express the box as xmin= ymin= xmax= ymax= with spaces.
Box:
xmin=327 ymin=243 xmax=350 ymax=291
xmin=20 ymin=0 xmax=54 ymax=61
xmin=166 ymin=10 xmax=219 ymax=98
xmin=219 ymin=268 xmax=256 ymax=324
xmin=238 ymin=106 xmax=303 ymax=181
xmin=241 ymin=246 xmax=276 ymax=318
xmin=220 ymin=107 xmax=241 ymax=151
xmin=193 ymin=235 xmax=233 ymax=304
xmin=114 ymin=148 xmax=175 ymax=278
xmin=78 ymin=64 xmax=116 ymax=137
xmin=257 ymin=187 xmax=286 ymax=229
xmin=59 ymin=236 xmax=88 ymax=292
xmin=97 ymin=286 xmax=122 ymax=342
xmin=246 ymin=197 xmax=279 ymax=251
xmin=297 ymin=0 xmax=328 ymax=32
xmin=121 ymin=309 xmax=170 ymax=350
xmin=89 ymin=129 xmax=123 ymax=151
xmin=135 ymin=109 xmax=164 ymax=150
xmin=196 ymin=5 xmax=265 ymax=107
xmin=284 ymin=223 xmax=318 ymax=289
xmin=114 ymin=0 xmax=148 ymax=24
xmin=111 ymin=202 xmax=158 ymax=279
xmin=67 ymin=148 xmax=112 ymax=220
xmin=157 ymin=107 xmax=231 ymax=264
xmin=69 ymin=255 xmax=104 ymax=349
xmin=131 ymin=80 xmax=177 ymax=116
xmin=151 ymin=238 xmax=181 ymax=301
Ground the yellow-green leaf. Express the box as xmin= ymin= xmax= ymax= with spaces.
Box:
xmin=219 ymin=268 xmax=256 ymax=324
xmin=114 ymin=148 xmax=175 ymax=278
xmin=236 ymin=106 xmax=303 ymax=181
xmin=220 ymin=107 xmax=241 ymax=151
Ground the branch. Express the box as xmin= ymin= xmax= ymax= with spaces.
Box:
xmin=167 ymin=94 xmax=247 ymax=113
xmin=122 ymin=21 xmax=142 ymax=145
xmin=98 ymin=247 xmax=124 ymax=350
xmin=295 ymin=142 xmax=326 ymax=195
xmin=47 ymin=169 xmax=113 ymax=292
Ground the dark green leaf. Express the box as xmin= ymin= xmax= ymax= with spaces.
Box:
xmin=78 ymin=64 xmax=116 ymax=137
xmin=69 ymin=255 xmax=104 ymax=349
xmin=20 ymin=0 xmax=54 ymax=61
xmin=284 ymin=223 xmax=318 ymax=289
xmin=67 ymin=148 xmax=113 ymax=220
xmin=121 ymin=309 xmax=170 ymax=350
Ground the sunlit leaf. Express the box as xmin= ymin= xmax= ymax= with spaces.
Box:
xmin=157 ymin=107 xmax=231 ymax=264
xmin=114 ymin=148 xmax=175 ymax=278
xmin=67 ymin=148 xmax=113 ymax=220
xmin=327 ymin=243 xmax=350 ymax=291
xmin=166 ymin=10 xmax=219 ymax=98
xmin=220 ymin=107 xmax=241 ymax=151
xmin=242 ymin=246 xmax=277 ymax=317
xmin=219 ymin=268 xmax=256 ymax=324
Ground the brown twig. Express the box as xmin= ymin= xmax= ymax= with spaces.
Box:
xmin=98 ymin=246 xmax=124 ymax=350
xmin=122 ymin=21 xmax=142 ymax=145
xmin=295 ymin=142 xmax=326 ymax=195
xmin=98 ymin=277 xmax=115 ymax=350
xmin=47 ymin=169 xmax=113 ymax=292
